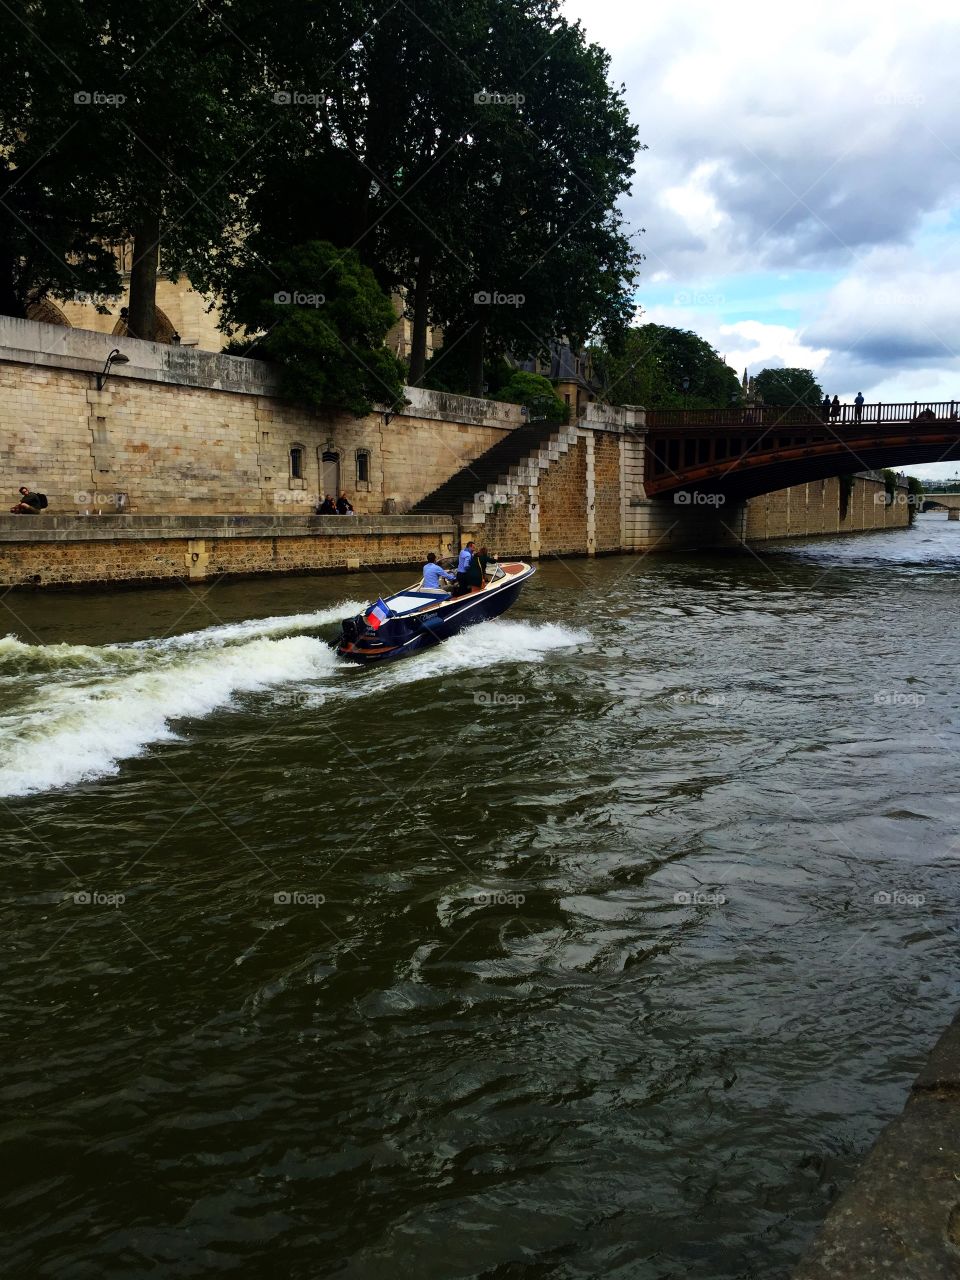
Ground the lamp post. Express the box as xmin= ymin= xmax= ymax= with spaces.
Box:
xmin=96 ymin=348 xmax=129 ymax=391
xmin=681 ymin=374 xmax=690 ymax=412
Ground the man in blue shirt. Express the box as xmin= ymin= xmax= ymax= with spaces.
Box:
xmin=421 ymin=552 xmax=456 ymax=594
xmin=454 ymin=540 xmax=477 ymax=596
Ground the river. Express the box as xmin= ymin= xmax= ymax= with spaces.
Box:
xmin=1 ymin=514 xmax=958 ymax=1279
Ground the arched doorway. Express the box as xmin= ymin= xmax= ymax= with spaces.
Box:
xmin=26 ymin=299 xmax=72 ymax=327
xmin=321 ymin=450 xmax=340 ymax=498
xmin=112 ymin=306 xmax=177 ymax=344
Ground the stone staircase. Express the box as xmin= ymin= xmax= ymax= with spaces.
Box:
xmin=410 ymin=421 xmax=579 ymax=526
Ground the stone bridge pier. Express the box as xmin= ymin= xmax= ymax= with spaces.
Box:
xmin=619 ymin=409 xmax=748 ymax=552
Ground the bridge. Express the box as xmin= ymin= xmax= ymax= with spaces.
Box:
xmin=643 ymin=401 xmax=960 ymax=500
xmin=919 ymin=493 xmax=960 ymax=515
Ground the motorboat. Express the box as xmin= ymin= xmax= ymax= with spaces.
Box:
xmin=336 ymin=561 xmax=536 ymax=664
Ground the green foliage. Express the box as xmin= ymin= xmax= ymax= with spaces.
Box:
xmin=493 ymin=371 xmax=568 ymax=423
xmin=419 ymin=341 xmax=514 ymax=397
xmin=222 ymin=242 xmax=405 ymax=417
xmin=907 ymin=474 xmax=924 ymax=523
xmin=881 ymin=468 xmax=898 ymax=501
xmin=752 ymin=367 xmax=823 ymax=410
xmin=591 ymin=323 xmax=740 ymax=409
xmin=839 ymin=473 xmax=854 ymax=521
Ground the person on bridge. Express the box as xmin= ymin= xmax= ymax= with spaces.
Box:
xmin=821 ymin=394 xmax=831 ymax=421
xmin=830 ymin=395 xmax=841 ymax=422
xmin=854 ymin=392 xmax=865 ymax=422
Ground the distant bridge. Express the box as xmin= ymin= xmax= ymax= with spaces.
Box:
xmin=919 ymin=492 xmax=960 ymax=514
xmin=644 ymin=402 xmax=960 ymax=501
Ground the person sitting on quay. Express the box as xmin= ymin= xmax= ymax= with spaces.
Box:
xmin=336 ymin=492 xmax=355 ymax=514
xmin=10 ymin=486 xmax=46 ymax=514
xmin=316 ymin=494 xmax=338 ymax=514
xmin=420 ymin=552 xmax=456 ymax=595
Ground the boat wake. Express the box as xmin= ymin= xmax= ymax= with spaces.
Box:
xmin=0 ymin=607 xmax=585 ymax=798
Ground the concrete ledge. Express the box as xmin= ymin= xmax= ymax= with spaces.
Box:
xmin=0 ymin=513 xmax=452 ymax=544
xmin=794 ymin=1011 xmax=960 ymax=1278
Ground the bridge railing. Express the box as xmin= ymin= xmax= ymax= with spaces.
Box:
xmin=646 ymin=402 xmax=960 ymax=429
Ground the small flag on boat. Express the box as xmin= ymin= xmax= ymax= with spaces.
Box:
xmin=365 ymin=598 xmax=392 ymax=630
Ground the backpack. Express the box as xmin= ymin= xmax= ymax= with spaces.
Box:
xmin=35 ymin=493 xmax=48 ymax=509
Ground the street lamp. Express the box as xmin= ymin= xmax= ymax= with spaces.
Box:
xmin=681 ymin=374 xmax=690 ymax=410
xmin=96 ymin=348 xmax=129 ymax=391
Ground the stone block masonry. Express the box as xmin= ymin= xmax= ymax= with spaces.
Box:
xmin=0 ymin=514 xmax=456 ymax=589
xmin=0 ymin=318 xmax=519 ymax=518
xmin=0 ymin=319 xmax=916 ymax=589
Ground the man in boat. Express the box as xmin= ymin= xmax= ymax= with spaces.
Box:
xmin=453 ymin=541 xmax=479 ymax=595
xmin=420 ymin=552 xmax=457 ymax=595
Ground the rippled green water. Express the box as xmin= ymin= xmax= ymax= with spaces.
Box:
xmin=2 ymin=516 xmax=959 ymax=1279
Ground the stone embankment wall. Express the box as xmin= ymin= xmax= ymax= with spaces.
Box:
xmin=0 ymin=514 xmax=456 ymax=589
xmin=0 ymin=319 xmax=915 ymax=588
xmin=0 ymin=318 xmax=518 ymax=517
xmin=793 ymin=1008 xmax=960 ymax=1278
xmin=746 ymin=474 xmax=909 ymax=539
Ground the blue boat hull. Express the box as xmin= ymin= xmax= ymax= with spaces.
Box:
xmin=336 ymin=565 xmax=534 ymax=664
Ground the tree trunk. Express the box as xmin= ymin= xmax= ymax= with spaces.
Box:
xmin=0 ymin=243 xmax=25 ymax=318
xmin=408 ymin=249 xmax=434 ymax=384
xmin=126 ymin=210 xmax=161 ymax=341
xmin=467 ymin=322 xmax=486 ymax=398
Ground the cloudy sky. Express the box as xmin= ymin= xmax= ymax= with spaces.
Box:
xmin=563 ymin=0 xmax=960 ymax=478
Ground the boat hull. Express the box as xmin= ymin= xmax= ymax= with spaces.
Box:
xmin=336 ymin=565 xmax=534 ymax=664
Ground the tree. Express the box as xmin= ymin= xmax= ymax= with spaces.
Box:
xmin=493 ymin=370 xmax=567 ymax=423
xmin=221 ymin=241 xmax=405 ymax=417
xmin=591 ymin=324 xmax=740 ymax=409
xmin=752 ymin=367 xmax=823 ymax=411
xmin=0 ymin=0 xmax=269 ymax=333
xmin=0 ymin=1 xmax=122 ymax=317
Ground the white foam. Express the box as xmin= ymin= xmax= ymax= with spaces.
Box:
xmin=0 ymin=635 xmax=340 ymax=797
xmin=130 ymin=600 xmax=368 ymax=653
xmin=355 ymin=619 xmax=588 ymax=697
xmin=0 ymin=613 xmax=584 ymax=797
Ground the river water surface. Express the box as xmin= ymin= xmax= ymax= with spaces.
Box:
xmin=2 ymin=515 xmax=958 ymax=1279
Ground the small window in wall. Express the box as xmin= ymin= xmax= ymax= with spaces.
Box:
xmin=290 ymin=446 xmax=304 ymax=479
xmin=356 ymin=449 xmax=370 ymax=484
